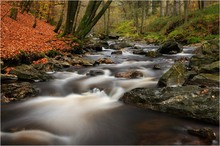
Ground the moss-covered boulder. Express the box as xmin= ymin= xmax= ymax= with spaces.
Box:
xmin=189 ymin=73 xmax=219 ymax=87
xmin=158 ymin=62 xmax=187 ymax=87
xmin=199 ymin=61 xmax=219 ymax=74
xmin=189 ymin=54 xmax=218 ymax=69
xmin=9 ymin=64 xmax=51 ymax=82
xmin=158 ymin=40 xmax=183 ymax=54
xmin=121 ymin=85 xmax=219 ymax=124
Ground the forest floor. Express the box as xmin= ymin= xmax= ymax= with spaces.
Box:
xmin=1 ymin=2 xmax=72 ymax=60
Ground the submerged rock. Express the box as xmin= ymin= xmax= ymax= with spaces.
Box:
xmin=121 ymin=85 xmax=219 ymax=124
xmin=86 ymin=69 xmax=105 ymax=76
xmin=187 ymin=128 xmax=216 ymax=144
xmin=158 ymin=62 xmax=187 ymax=87
xmin=111 ymin=50 xmax=123 ymax=55
xmin=1 ymin=82 xmax=39 ymax=102
xmin=158 ymin=40 xmax=183 ymax=54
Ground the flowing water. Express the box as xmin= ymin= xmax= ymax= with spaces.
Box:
xmin=1 ymin=43 xmax=219 ymax=145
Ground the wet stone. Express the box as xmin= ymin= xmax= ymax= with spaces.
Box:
xmin=187 ymin=128 xmax=216 ymax=144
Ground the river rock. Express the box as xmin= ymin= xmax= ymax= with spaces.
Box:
xmin=96 ymin=58 xmax=114 ymax=64
xmin=158 ymin=40 xmax=183 ymax=54
xmin=9 ymin=64 xmax=51 ymax=81
xmin=120 ymin=85 xmax=219 ymax=124
xmin=109 ymin=42 xmax=132 ymax=50
xmin=200 ymin=39 xmax=219 ymax=58
xmin=33 ymin=58 xmax=64 ymax=72
xmin=199 ymin=61 xmax=219 ymax=74
xmin=1 ymin=74 xmax=18 ymax=81
xmin=83 ymin=43 xmax=103 ymax=52
xmin=189 ymin=54 xmax=217 ymax=69
xmin=1 ymin=82 xmax=39 ymax=102
xmin=146 ymin=51 xmax=161 ymax=58
xmin=133 ymin=49 xmax=146 ymax=55
xmin=115 ymin=70 xmax=143 ymax=79
xmin=86 ymin=69 xmax=105 ymax=76
xmin=111 ymin=50 xmax=123 ymax=55
xmin=189 ymin=73 xmax=219 ymax=87
xmin=187 ymin=128 xmax=216 ymax=144
xmin=158 ymin=62 xmax=187 ymax=87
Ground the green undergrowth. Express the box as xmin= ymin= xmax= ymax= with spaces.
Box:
xmin=145 ymin=4 xmax=219 ymax=44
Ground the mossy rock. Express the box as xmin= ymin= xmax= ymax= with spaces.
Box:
xmin=199 ymin=61 xmax=220 ymax=74
xmin=189 ymin=54 xmax=218 ymax=69
xmin=9 ymin=64 xmax=51 ymax=81
xmin=190 ymin=73 xmax=219 ymax=87
xmin=158 ymin=62 xmax=187 ymax=87
xmin=158 ymin=40 xmax=183 ymax=54
xmin=1 ymin=82 xmax=39 ymax=101
xmin=121 ymin=85 xmax=219 ymax=124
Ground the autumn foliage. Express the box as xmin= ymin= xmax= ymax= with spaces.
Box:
xmin=1 ymin=2 xmax=73 ymax=60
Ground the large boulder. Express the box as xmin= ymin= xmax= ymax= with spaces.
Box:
xmin=121 ymin=85 xmax=219 ymax=124
xmin=199 ymin=61 xmax=219 ymax=74
xmin=158 ymin=62 xmax=187 ymax=87
xmin=9 ymin=64 xmax=51 ymax=82
xmin=189 ymin=73 xmax=219 ymax=87
xmin=1 ymin=82 xmax=39 ymax=103
xmin=189 ymin=40 xmax=219 ymax=69
xmin=189 ymin=55 xmax=218 ymax=69
xmin=158 ymin=40 xmax=183 ymax=54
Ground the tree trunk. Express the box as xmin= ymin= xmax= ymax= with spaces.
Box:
xmin=106 ymin=6 xmax=110 ymax=36
xmin=198 ymin=0 xmax=205 ymax=9
xmin=21 ymin=0 xmax=32 ymax=14
xmin=9 ymin=7 xmax=18 ymax=20
xmin=75 ymin=0 xmax=112 ymax=39
xmin=62 ymin=0 xmax=79 ymax=36
xmin=160 ymin=0 xmax=165 ymax=17
xmin=165 ymin=0 xmax=169 ymax=16
xmin=184 ymin=0 xmax=188 ymax=23
xmin=140 ymin=1 xmax=146 ymax=34
xmin=72 ymin=1 xmax=81 ymax=34
xmin=173 ymin=0 xmax=178 ymax=16
xmin=54 ymin=4 xmax=64 ymax=33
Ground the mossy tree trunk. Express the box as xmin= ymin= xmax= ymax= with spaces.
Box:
xmin=75 ymin=0 xmax=112 ymax=39
xmin=21 ymin=0 xmax=32 ymax=14
xmin=54 ymin=4 xmax=64 ymax=33
xmin=62 ymin=0 xmax=79 ymax=36
xmin=10 ymin=7 xmax=18 ymax=20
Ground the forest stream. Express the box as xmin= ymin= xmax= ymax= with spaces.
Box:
xmin=1 ymin=42 xmax=219 ymax=145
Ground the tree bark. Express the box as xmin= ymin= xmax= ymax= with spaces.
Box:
xmin=54 ymin=4 xmax=64 ymax=33
xmin=62 ymin=0 xmax=79 ymax=36
xmin=184 ymin=0 xmax=188 ymax=23
xmin=140 ymin=1 xmax=146 ymax=34
xmin=75 ymin=0 xmax=112 ymax=39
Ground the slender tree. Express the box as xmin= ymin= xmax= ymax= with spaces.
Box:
xmin=54 ymin=4 xmax=65 ymax=33
xmin=184 ymin=0 xmax=188 ymax=23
